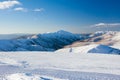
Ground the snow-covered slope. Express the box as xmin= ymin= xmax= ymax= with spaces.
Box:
xmin=0 ymin=52 xmax=120 ymax=80
xmin=56 ymin=44 xmax=120 ymax=54
xmin=0 ymin=30 xmax=81 ymax=51
xmin=110 ymin=32 xmax=120 ymax=49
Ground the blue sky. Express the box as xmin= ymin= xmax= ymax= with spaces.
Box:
xmin=0 ymin=0 xmax=120 ymax=34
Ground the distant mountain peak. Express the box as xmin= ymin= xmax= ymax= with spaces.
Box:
xmin=55 ymin=30 xmax=74 ymax=36
xmin=56 ymin=30 xmax=72 ymax=33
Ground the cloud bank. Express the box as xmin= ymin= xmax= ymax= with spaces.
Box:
xmin=91 ymin=23 xmax=120 ymax=28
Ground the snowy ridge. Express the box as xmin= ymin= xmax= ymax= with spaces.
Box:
xmin=56 ymin=44 xmax=120 ymax=54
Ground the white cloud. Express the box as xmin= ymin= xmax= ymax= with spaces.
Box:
xmin=34 ymin=8 xmax=44 ymax=12
xmin=14 ymin=7 xmax=27 ymax=12
xmin=0 ymin=0 xmax=45 ymax=13
xmin=0 ymin=0 xmax=20 ymax=10
xmin=91 ymin=23 xmax=120 ymax=28
xmin=14 ymin=7 xmax=23 ymax=11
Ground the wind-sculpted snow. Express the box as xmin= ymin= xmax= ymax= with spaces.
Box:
xmin=0 ymin=30 xmax=81 ymax=51
xmin=5 ymin=73 xmax=66 ymax=80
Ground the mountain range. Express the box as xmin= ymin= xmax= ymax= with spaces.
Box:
xmin=0 ymin=30 xmax=120 ymax=55
xmin=0 ymin=30 xmax=81 ymax=51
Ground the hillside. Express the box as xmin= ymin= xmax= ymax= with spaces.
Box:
xmin=0 ymin=30 xmax=81 ymax=51
xmin=65 ymin=31 xmax=120 ymax=49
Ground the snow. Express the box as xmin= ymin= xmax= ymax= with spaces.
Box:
xmin=56 ymin=44 xmax=120 ymax=54
xmin=88 ymin=44 xmax=120 ymax=54
xmin=6 ymin=73 xmax=65 ymax=80
xmin=111 ymin=32 xmax=120 ymax=49
xmin=0 ymin=57 xmax=21 ymax=66
xmin=90 ymin=31 xmax=117 ymax=38
xmin=0 ymin=52 xmax=120 ymax=80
